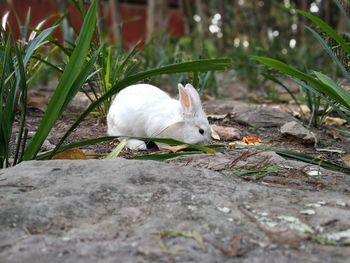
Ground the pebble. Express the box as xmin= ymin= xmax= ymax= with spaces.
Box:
xmin=217 ymin=206 xmax=231 ymax=213
xmin=307 ymin=170 xmax=322 ymax=176
xmin=336 ymin=200 xmax=347 ymax=207
xmin=300 ymin=209 xmax=316 ymax=215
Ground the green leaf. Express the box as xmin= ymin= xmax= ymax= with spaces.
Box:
xmin=36 ymin=136 xmax=117 ymax=160
xmin=23 ymin=25 xmax=58 ymax=66
xmin=294 ymin=78 xmax=350 ymax=125
xmin=61 ymin=47 xmax=101 ymax=112
xmin=106 ymin=139 xmax=127 ymax=158
xmin=39 ymin=135 xmax=215 ymax=160
xmin=275 ymin=149 xmax=350 ymax=175
xmin=253 ymin=56 xmax=348 ymax=109
xmin=246 ymin=146 xmax=350 ymax=175
xmin=129 ymin=152 xmax=200 ymax=161
xmin=0 ymin=34 xmax=13 ymax=168
xmin=334 ymin=0 xmax=350 ymax=29
xmin=295 ymin=9 xmax=350 ymax=54
xmin=305 ymin=25 xmax=350 ymax=83
xmin=13 ymin=36 xmax=28 ymax=165
xmin=313 ymin=71 xmax=350 ymax=110
xmin=23 ymin=0 xmax=98 ymax=160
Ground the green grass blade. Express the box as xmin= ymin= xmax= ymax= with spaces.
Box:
xmin=313 ymin=71 xmax=350 ymax=110
xmin=13 ymin=37 xmax=28 ymax=165
xmin=111 ymin=43 xmax=141 ymax=85
xmin=106 ymin=139 xmax=127 ymax=158
xmin=306 ymin=25 xmax=350 ymax=82
xmin=335 ymin=128 xmax=350 ymax=137
xmin=129 ymin=152 xmax=201 ymax=161
xmin=52 ymin=58 xmax=232 ymax=152
xmin=0 ymin=34 xmax=13 ymax=168
xmin=41 ymin=135 xmax=215 ymax=161
xmin=295 ymin=78 xmax=350 ymax=125
xmin=253 ymin=56 xmax=346 ymax=105
xmin=250 ymin=146 xmax=350 ymax=175
xmin=36 ymin=136 xmax=117 ymax=160
xmin=295 ymin=9 xmax=350 ymax=54
xmin=334 ymin=0 xmax=350 ymax=29
xmin=23 ymin=0 xmax=98 ymax=160
xmin=134 ymin=137 xmax=216 ymax=154
xmin=62 ymin=47 xmax=101 ymax=112
xmin=23 ymin=25 xmax=58 ymax=66
xmin=263 ymin=73 xmax=305 ymax=118
xmin=275 ymin=149 xmax=350 ymax=175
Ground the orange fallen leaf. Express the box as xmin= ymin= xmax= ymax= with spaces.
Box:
xmin=242 ymin=136 xmax=263 ymax=144
xmin=53 ymin=148 xmax=87 ymax=160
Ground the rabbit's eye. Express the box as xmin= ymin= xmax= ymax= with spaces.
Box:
xmin=198 ymin=128 xmax=204 ymax=135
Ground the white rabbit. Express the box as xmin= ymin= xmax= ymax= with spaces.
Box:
xmin=107 ymin=83 xmax=211 ymax=150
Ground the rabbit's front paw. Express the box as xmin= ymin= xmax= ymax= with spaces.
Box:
xmin=127 ymin=139 xmax=147 ymax=150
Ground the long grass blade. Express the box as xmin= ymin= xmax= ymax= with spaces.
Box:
xmin=23 ymin=0 xmax=98 ymax=160
xmin=334 ymin=0 xmax=350 ymax=29
xmin=13 ymin=36 xmax=28 ymax=165
xmin=305 ymin=25 xmax=350 ymax=82
xmin=0 ymin=34 xmax=12 ymax=168
xmin=263 ymin=72 xmax=306 ymax=119
xmin=39 ymin=135 xmax=215 ymax=160
xmin=253 ymin=56 xmax=347 ymax=108
xmin=106 ymin=139 xmax=127 ymax=158
xmin=23 ymin=25 xmax=58 ymax=66
xmin=295 ymin=9 xmax=350 ymax=54
xmin=313 ymin=71 xmax=350 ymax=110
xmin=129 ymin=152 xmax=200 ymax=161
xmin=249 ymin=146 xmax=350 ymax=175
xmin=275 ymin=149 xmax=350 ymax=175
xmin=295 ymin=79 xmax=350 ymax=125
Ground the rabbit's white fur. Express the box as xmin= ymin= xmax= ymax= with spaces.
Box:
xmin=107 ymin=83 xmax=211 ymax=150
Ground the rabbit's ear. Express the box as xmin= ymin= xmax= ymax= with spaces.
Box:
xmin=178 ymin=83 xmax=192 ymax=113
xmin=184 ymin=84 xmax=201 ymax=109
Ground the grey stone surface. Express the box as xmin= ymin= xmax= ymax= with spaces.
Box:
xmin=280 ymin=121 xmax=315 ymax=144
xmin=232 ymin=103 xmax=296 ymax=128
xmin=1 ymin=158 xmax=350 ymax=263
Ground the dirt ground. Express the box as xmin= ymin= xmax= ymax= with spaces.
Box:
xmin=21 ymin=87 xmax=350 ymax=167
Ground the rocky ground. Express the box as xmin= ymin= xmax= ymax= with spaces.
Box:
xmin=1 ymin=88 xmax=350 ymax=262
xmin=0 ymin=157 xmax=349 ymax=263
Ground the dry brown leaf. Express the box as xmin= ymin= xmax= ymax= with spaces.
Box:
xmin=227 ymin=236 xmax=242 ymax=257
xmin=210 ymin=125 xmax=221 ymax=140
xmin=160 ymin=144 xmax=189 ymax=153
xmin=82 ymin=149 xmax=104 ymax=159
xmin=211 ymin=124 xmax=241 ymax=141
xmin=316 ymin=147 xmax=345 ymax=154
xmin=300 ymin=105 xmax=311 ymax=114
xmin=328 ymin=129 xmax=341 ymax=139
xmin=53 ymin=148 xmax=87 ymax=160
xmin=27 ymin=96 xmax=48 ymax=111
xmin=228 ymin=141 xmax=247 ymax=149
xmin=341 ymin=154 xmax=350 ymax=167
xmin=324 ymin=117 xmax=347 ymax=126
xmin=207 ymin=114 xmax=228 ymax=120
